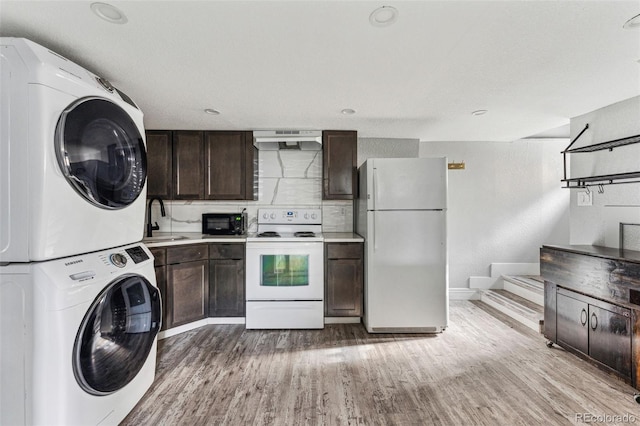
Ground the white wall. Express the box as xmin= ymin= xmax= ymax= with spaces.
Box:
xmin=419 ymin=139 xmax=570 ymax=288
xmin=568 ymin=96 xmax=640 ymax=247
xmin=357 ymin=138 xmax=419 ymax=166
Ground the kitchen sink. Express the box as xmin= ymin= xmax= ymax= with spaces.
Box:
xmin=142 ymin=235 xmax=189 ymax=243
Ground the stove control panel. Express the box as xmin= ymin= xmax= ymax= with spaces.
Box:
xmin=258 ymin=208 xmax=321 ymax=225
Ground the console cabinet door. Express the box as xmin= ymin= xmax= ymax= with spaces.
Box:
xmin=146 ymin=131 xmax=173 ymax=199
xmin=173 ymin=131 xmax=205 ymax=199
xmin=322 ymin=131 xmax=357 ymax=200
xmin=205 ymin=131 xmax=256 ymax=200
xmin=556 ymin=291 xmax=589 ymax=355
xmin=166 ymin=260 xmax=209 ymax=328
xmin=589 ymin=303 xmax=632 ymax=378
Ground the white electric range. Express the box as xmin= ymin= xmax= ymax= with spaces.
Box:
xmin=245 ymin=208 xmax=324 ymax=329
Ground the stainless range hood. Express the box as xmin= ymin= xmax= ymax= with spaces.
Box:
xmin=253 ymin=130 xmax=322 ymax=151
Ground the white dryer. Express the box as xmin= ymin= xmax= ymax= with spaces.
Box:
xmin=0 ymin=37 xmax=148 ymax=262
xmin=0 ymin=242 xmax=161 ymax=426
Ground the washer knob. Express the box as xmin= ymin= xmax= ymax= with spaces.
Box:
xmin=263 ymin=213 xmax=269 ymax=219
xmin=110 ymin=253 xmax=127 ymax=268
xmin=270 ymin=213 xmax=276 ymax=219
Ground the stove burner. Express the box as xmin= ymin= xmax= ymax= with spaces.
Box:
xmin=258 ymin=231 xmax=280 ymax=238
xmin=294 ymin=231 xmax=316 ymax=238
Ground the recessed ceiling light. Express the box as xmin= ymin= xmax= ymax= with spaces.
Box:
xmin=90 ymin=2 xmax=128 ymax=24
xmin=341 ymin=108 xmax=356 ymax=115
xmin=369 ymin=6 xmax=398 ymax=27
xmin=623 ymin=13 xmax=640 ymax=29
xmin=204 ymin=108 xmax=220 ymax=115
xmin=472 ymin=110 xmax=488 ymax=116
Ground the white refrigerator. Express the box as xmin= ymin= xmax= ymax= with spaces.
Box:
xmin=356 ymin=158 xmax=448 ymax=333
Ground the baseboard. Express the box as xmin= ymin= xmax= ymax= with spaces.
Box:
xmin=158 ymin=317 xmax=246 ymax=340
xmin=449 ymin=288 xmax=480 ymax=300
xmin=325 ymin=317 xmax=362 ymax=324
xmin=469 ymin=262 xmax=540 ymax=290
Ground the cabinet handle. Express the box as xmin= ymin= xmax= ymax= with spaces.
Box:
xmin=590 ymin=312 xmax=598 ymax=331
xmin=580 ymin=308 xmax=587 ymax=326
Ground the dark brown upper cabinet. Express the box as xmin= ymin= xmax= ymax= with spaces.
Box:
xmin=322 ymin=130 xmax=357 ymax=200
xmin=145 ymin=130 xmax=256 ymax=201
xmin=205 ymin=131 xmax=256 ymax=200
xmin=145 ymin=131 xmax=173 ymax=199
xmin=173 ymin=131 xmax=205 ymax=200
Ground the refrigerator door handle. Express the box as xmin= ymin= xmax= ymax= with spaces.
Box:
xmin=372 ymin=167 xmax=378 ymax=211
xmin=373 ymin=212 xmax=377 ymax=252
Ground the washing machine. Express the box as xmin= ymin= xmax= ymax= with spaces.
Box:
xmin=0 ymin=37 xmax=148 ymax=262
xmin=0 ymin=242 xmax=161 ymax=425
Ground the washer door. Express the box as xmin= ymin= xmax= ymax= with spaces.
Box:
xmin=73 ymin=274 xmax=161 ymax=396
xmin=55 ymin=97 xmax=147 ymax=209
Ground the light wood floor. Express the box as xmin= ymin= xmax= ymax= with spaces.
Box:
xmin=122 ymin=301 xmax=640 ymax=425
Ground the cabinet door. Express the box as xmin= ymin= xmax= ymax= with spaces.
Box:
xmin=589 ymin=304 xmax=632 ymax=378
xmin=173 ymin=131 xmax=204 ymax=199
xmin=209 ymin=258 xmax=245 ymax=317
xmin=325 ymin=243 xmax=363 ymax=317
xmin=556 ymin=291 xmax=589 ymax=355
xmin=205 ymin=131 xmax=255 ymax=200
xmin=166 ymin=260 xmax=209 ymax=328
xmin=145 ymin=131 xmax=173 ymax=199
xmin=323 ymin=130 xmax=357 ymax=200
xmin=155 ymin=265 xmax=168 ymax=331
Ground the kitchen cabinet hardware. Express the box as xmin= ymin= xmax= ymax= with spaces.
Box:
xmin=561 ymin=124 xmax=640 ymax=189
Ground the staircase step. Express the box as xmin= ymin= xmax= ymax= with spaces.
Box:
xmin=502 ymin=275 xmax=544 ymax=306
xmin=480 ymin=289 xmax=544 ymax=333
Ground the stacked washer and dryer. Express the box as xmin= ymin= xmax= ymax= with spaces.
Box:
xmin=0 ymin=38 xmax=161 ymax=425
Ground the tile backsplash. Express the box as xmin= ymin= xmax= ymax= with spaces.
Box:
xmin=147 ymin=149 xmax=354 ymax=234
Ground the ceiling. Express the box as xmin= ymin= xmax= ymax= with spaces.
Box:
xmin=1 ymin=1 xmax=639 ymax=142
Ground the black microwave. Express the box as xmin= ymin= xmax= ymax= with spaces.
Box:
xmin=202 ymin=213 xmax=246 ymax=235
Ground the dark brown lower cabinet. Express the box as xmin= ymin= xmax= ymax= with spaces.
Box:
xmin=149 ymin=247 xmax=168 ymax=331
xmin=159 ymin=244 xmax=209 ymax=329
xmin=208 ymin=243 xmax=245 ymax=317
xmin=325 ymin=242 xmax=363 ymax=317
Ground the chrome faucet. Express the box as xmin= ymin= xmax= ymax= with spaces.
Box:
xmin=146 ymin=198 xmax=166 ymax=237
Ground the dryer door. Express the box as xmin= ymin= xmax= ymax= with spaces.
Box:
xmin=55 ymin=97 xmax=147 ymax=209
xmin=73 ymin=274 xmax=161 ymax=396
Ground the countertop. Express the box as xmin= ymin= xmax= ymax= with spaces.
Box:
xmin=143 ymin=232 xmax=363 ymax=247
xmin=323 ymin=232 xmax=364 ymax=242
xmin=542 ymin=244 xmax=640 ymax=264
xmin=143 ymin=232 xmax=246 ymax=248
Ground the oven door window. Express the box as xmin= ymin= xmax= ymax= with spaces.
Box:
xmin=261 ymin=255 xmax=309 ymax=286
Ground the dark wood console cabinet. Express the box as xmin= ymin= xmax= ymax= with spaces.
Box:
xmin=541 ymin=245 xmax=640 ymax=388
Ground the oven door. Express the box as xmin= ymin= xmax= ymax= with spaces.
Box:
xmin=246 ymin=242 xmax=323 ymax=300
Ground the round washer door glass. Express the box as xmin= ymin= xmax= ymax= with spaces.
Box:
xmin=73 ymin=274 xmax=161 ymax=395
xmin=56 ymin=97 xmax=147 ymax=209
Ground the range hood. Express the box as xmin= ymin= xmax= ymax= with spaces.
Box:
xmin=253 ymin=130 xmax=322 ymax=151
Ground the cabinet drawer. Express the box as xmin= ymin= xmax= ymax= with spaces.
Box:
xmin=166 ymin=244 xmax=208 ymax=264
xmin=209 ymin=243 xmax=245 ymax=260
xmin=326 ymin=243 xmax=362 ymax=259
xmin=149 ymin=247 xmax=166 ymax=267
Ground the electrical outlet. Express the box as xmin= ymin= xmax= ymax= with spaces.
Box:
xmin=577 ymin=191 xmax=592 ymax=206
